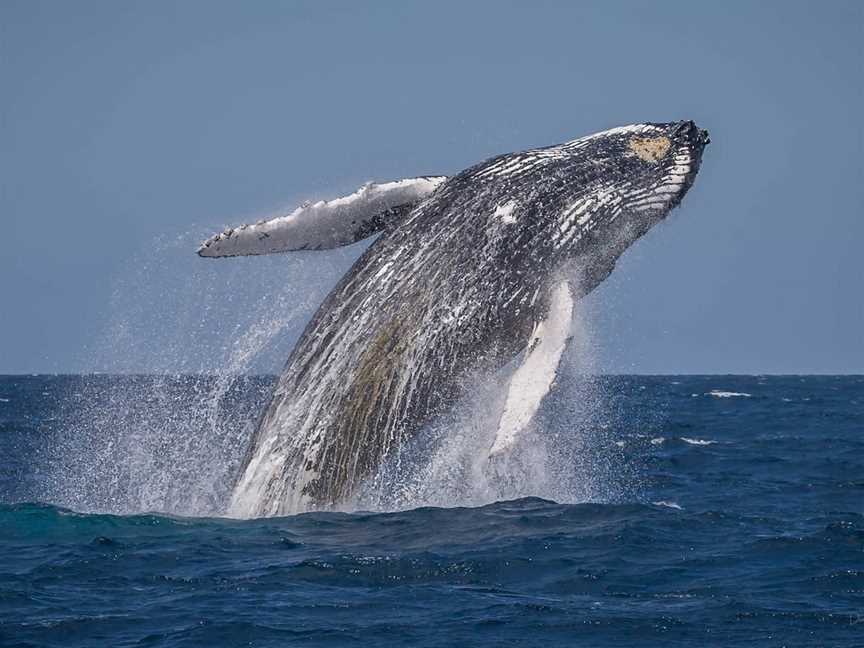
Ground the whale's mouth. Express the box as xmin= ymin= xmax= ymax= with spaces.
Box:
xmin=632 ymin=121 xmax=708 ymax=216
xmin=671 ymin=119 xmax=709 ymax=147
xmin=671 ymin=121 xmax=709 ymax=205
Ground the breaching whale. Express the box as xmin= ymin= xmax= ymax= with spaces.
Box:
xmin=198 ymin=121 xmax=710 ymax=517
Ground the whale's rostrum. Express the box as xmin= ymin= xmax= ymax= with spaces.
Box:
xmin=198 ymin=121 xmax=710 ymax=516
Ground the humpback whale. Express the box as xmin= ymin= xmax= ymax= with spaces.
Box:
xmin=198 ymin=121 xmax=710 ymax=516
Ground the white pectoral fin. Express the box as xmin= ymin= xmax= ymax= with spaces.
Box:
xmin=489 ymin=281 xmax=573 ymax=457
xmin=197 ymin=176 xmax=447 ymax=258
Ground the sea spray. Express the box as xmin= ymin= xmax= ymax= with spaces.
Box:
xmin=39 ymin=231 xmax=362 ymax=516
xmin=353 ymin=299 xmax=622 ymax=511
xmin=38 ymin=232 xmax=625 ymax=516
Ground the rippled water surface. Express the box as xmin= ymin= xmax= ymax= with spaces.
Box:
xmin=1 ymin=375 xmax=862 ymax=646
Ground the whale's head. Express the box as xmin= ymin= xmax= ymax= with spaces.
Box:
xmin=471 ymin=121 xmax=708 ymax=292
xmin=501 ymin=120 xmax=710 ymax=291
xmin=608 ymin=120 xmax=709 ymax=217
xmin=549 ymin=120 xmax=709 ymax=242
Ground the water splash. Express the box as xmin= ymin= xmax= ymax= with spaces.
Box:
xmin=39 ymin=231 xmax=362 ymax=516
xmin=39 ymin=232 xmax=622 ymax=517
xmin=353 ymin=302 xmax=620 ymax=511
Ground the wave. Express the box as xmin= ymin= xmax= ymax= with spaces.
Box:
xmin=652 ymin=500 xmax=683 ymax=509
xmin=0 ymin=497 xmax=658 ymax=540
xmin=707 ymin=390 xmax=752 ymax=398
xmin=680 ymin=437 xmax=717 ymax=446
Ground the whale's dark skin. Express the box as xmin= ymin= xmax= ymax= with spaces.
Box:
xmin=211 ymin=121 xmax=709 ymax=516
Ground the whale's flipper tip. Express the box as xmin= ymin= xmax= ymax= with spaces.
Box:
xmin=195 ymin=234 xmax=223 ymax=258
xmin=196 ymin=228 xmax=246 ymax=258
xmin=197 ymin=235 xmax=223 ymax=257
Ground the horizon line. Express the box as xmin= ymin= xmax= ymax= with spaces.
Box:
xmin=1 ymin=372 xmax=862 ymax=378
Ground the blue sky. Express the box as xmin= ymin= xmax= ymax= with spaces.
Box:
xmin=2 ymin=0 xmax=862 ymax=374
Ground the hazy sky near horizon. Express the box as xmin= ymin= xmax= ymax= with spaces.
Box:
xmin=2 ymin=0 xmax=862 ymax=374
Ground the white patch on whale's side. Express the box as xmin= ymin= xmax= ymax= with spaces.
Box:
xmin=490 ymin=280 xmax=573 ymax=456
xmin=494 ymin=201 xmax=518 ymax=224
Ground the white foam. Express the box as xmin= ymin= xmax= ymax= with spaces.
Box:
xmin=653 ymin=501 xmax=683 ymax=510
xmin=681 ymin=437 xmax=717 ymax=446
xmin=350 ymin=296 xmax=614 ymax=512
xmin=707 ymin=390 xmax=752 ymax=398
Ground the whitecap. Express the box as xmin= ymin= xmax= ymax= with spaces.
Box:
xmin=707 ymin=390 xmax=752 ymax=398
xmin=653 ymin=501 xmax=683 ymax=510
xmin=681 ymin=437 xmax=717 ymax=446
xmin=0 ymin=397 xmax=9 ymax=403
xmin=650 ymin=437 xmax=665 ymax=445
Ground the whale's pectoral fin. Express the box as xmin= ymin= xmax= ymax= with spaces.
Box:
xmin=489 ymin=281 xmax=573 ymax=457
xmin=197 ymin=176 xmax=447 ymax=258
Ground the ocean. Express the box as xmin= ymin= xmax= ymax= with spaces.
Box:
xmin=1 ymin=374 xmax=861 ymax=646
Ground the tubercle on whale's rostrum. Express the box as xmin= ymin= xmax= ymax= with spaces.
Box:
xmin=205 ymin=121 xmax=709 ymax=516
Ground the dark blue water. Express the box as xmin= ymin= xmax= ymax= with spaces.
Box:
xmin=1 ymin=375 xmax=862 ymax=646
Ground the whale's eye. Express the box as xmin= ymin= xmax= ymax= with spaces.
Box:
xmin=629 ymin=136 xmax=671 ymax=163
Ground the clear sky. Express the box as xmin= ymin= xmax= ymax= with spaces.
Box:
xmin=2 ymin=0 xmax=862 ymax=374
